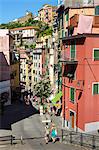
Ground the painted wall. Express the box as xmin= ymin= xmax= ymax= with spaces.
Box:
xmin=62 ymin=36 xmax=99 ymax=132
xmin=0 ymin=29 xmax=11 ymax=105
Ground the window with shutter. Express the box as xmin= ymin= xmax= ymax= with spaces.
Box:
xmin=70 ymin=41 xmax=76 ymax=60
xmin=66 ymin=13 xmax=69 ymax=22
xmin=70 ymin=87 xmax=75 ymax=103
xmin=93 ymin=83 xmax=99 ymax=95
xmin=93 ymin=49 xmax=99 ymax=60
xmin=95 ymin=6 xmax=99 ymax=15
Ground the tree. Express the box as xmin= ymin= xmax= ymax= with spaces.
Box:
xmin=34 ymin=75 xmax=51 ymax=105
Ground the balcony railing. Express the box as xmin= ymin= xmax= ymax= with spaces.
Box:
xmin=60 ymin=50 xmax=78 ymax=64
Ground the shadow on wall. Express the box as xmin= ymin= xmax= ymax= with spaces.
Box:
xmin=0 ymin=52 xmax=10 ymax=81
xmin=0 ymin=102 xmax=39 ymax=130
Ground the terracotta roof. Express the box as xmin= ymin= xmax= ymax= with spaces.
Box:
xmin=10 ymin=26 xmax=39 ymax=31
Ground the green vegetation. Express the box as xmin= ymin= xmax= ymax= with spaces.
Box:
xmin=36 ymin=25 xmax=53 ymax=38
xmin=0 ymin=19 xmax=53 ymax=37
xmin=34 ymin=75 xmax=51 ymax=104
xmin=24 ymin=43 xmax=36 ymax=49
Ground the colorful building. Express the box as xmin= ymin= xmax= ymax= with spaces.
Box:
xmin=38 ymin=4 xmax=57 ymax=26
xmin=19 ymin=48 xmax=33 ymax=97
xmin=57 ymin=1 xmax=99 ymax=132
xmin=0 ymin=29 xmax=14 ymax=106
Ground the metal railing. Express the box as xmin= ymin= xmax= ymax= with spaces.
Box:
xmin=61 ymin=129 xmax=99 ymax=149
xmin=0 ymin=135 xmax=15 ymax=145
xmin=0 ymin=129 xmax=99 ymax=149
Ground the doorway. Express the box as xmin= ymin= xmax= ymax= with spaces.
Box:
xmin=70 ymin=111 xmax=75 ymax=129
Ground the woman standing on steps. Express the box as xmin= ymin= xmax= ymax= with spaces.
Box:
xmin=50 ymin=123 xmax=57 ymax=143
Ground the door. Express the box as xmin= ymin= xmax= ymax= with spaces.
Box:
xmin=70 ymin=111 xmax=74 ymax=129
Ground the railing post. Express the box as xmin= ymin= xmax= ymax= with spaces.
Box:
xmin=21 ymin=136 xmax=24 ymax=144
xmin=70 ymin=132 xmax=72 ymax=143
xmin=92 ymin=135 xmax=95 ymax=149
xmin=11 ymin=135 xmax=13 ymax=145
xmin=80 ymin=133 xmax=83 ymax=146
xmin=61 ymin=129 xmax=63 ymax=142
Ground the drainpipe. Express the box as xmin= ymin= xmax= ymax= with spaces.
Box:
xmin=76 ymin=102 xmax=78 ymax=132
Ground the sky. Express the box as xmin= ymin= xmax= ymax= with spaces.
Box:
xmin=0 ymin=0 xmax=57 ymax=24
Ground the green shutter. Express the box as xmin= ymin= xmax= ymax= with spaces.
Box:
xmin=94 ymin=50 xmax=99 ymax=60
xmin=93 ymin=84 xmax=99 ymax=95
xmin=62 ymin=29 xmax=64 ymax=38
xmin=66 ymin=13 xmax=69 ymax=21
xmin=71 ymin=42 xmax=76 ymax=60
xmin=70 ymin=88 xmax=75 ymax=102
xmin=95 ymin=6 xmax=99 ymax=15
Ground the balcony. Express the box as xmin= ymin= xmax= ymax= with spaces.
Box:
xmin=60 ymin=50 xmax=78 ymax=64
xmin=33 ymin=48 xmax=42 ymax=54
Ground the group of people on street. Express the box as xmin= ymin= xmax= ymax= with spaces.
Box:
xmin=44 ymin=122 xmax=58 ymax=144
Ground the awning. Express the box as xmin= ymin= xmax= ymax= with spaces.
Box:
xmin=52 ymin=91 xmax=62 ymax=104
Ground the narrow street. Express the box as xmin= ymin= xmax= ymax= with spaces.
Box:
xmin=0 ymin=102 xmax=88 ymax=150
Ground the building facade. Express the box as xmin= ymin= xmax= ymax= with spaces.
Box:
xmin=0 ymin=29 xmax=13 ymax=106
xmin=62 ymin=34 xmax=99 ymax=132
xmin=57 ymin=1 xmax=99 ymax=132
xmin=10 ymin=26 xmax=38 ymax=47
xmin=38 ymin=4 xmax=57 ymax=26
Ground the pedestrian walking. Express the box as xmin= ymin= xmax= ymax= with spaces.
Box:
xmin=50 ymin=123 xmax=57 ymax=143
xmin=44 ymin=123 xmax=50 ymax=144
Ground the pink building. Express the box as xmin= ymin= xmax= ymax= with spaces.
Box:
xmin=0 ymin=29 xmax=13 ymax=105
xmin=61 ymin=13 xmax=99 ymax=132
xmin=62 ymin=34 xmax=99 ymax=132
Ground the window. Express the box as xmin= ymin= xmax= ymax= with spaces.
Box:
xmin=70 ymin=41 xmax=76 ymax=60
xmin=33 ymin=70 xmax=35 ymax=73
xmin=93 ymin=49 xmax=99 ymax=60
xmin=93 ymin=83 xmax=99 ymax=95
xmin=35 ymin=78 xmax=37 ymax=82
xmin=95 ymin=6 xmax=99 ymax=15
xmin=34 ymin=77 xmax=35 ymax=82
xmin=39 ymin=63 xmax=40 ymax=67
xmin=62 ymin=29 xmax=64 ymax=38
xmin=70 ymin=87 xmax=75 ymax=103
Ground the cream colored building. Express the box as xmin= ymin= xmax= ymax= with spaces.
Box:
xmin=10 ymin=26 xmax=38 ymax=47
